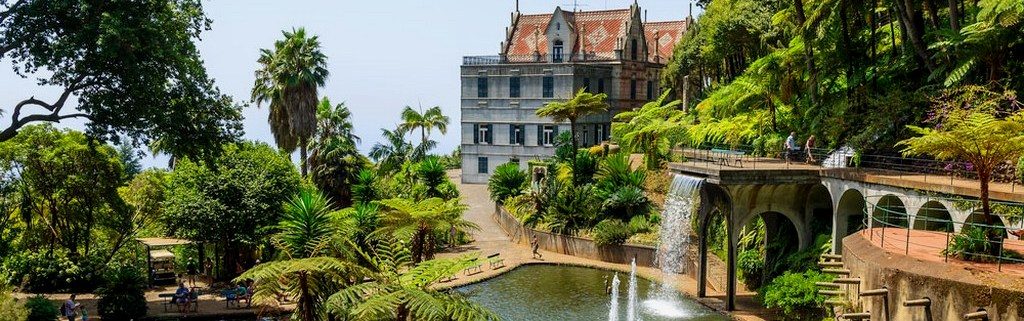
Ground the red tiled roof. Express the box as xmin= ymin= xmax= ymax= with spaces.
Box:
xmin=503 ymin=7 xmax=686 ymax=64
xmin=644 ymin=20 xmax=688 ymax=62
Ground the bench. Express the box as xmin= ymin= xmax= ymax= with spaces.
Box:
xmin=160 ymin=289 xmax=200 ymax=313
xmin=710 ymin=148 xmax=746 ymax=167
xmin=487 ymin=253 xmax=505 ymax=269
xmin=464 ymin=263 xmax=483 ymax=276
xmin=223 ymin=288 xmax=251 ymax=309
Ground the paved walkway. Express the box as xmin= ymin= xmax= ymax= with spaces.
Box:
xmin=863 ymin=228 xmax=1024 ymax=276
xmin=438 ymin=171 xmax=772 ymax=321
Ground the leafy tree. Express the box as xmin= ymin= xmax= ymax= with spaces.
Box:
xmin=0 ymin=125 xmax=127 ymax=262
xmin=327 ymin=240 xmax=498 ymax=321
xmin=252 ymin=28 xmax=330 ymax=177
xmin=899 ymin=105 xmax=1024 ymax=247
xmin=369 ymin=128 xmax=415 ymax=175
xmin=488 ymin=162 xmax=529 ymax=204
xmin=0 ymin=286 xmax=28 ymax=321
xmin=536 ymin=88 xmax=609 ymax=183
xmin=96 ymin=265 xmax=148 ymax=321
xmin=309 ymin=97 xmax=369 ymax=208
xmin=376 ymin=197 xmax=478 ymax=263
xmin=612 ymin=91 xmax=688 ymax=169
xmin=0 ymin=0 xmax=244 ymax=159
xmin=237 ymin=189 xmax=364 ymax=321
xmin=164 ymin=142 xmax=301 ymax=279
xmin=352 ymin=169 xmax=380 ymax=205
xmin=415 ymin=156 xmax=449 ymax=199
xmin=399 ymin=105 xmax=450 ymax=147
xmin=116 ymin=144 xmax=143 ymax=181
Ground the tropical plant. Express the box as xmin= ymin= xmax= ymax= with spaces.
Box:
xmin=23 ymin=296 xmax=52 ymax=321
xmin=416 ymin=157 xmax=449 ymax=199
xmin=592 ymin=219 xmax=632 ymax=246
xmin=342 ymin=203 xmax=381 ymax=251
xmin=601 ymin=187 xmax=653 ymax=222
xmin=237 ymin=189 xmax=364 ymax=321
xmin=899 ymin=103 xmax=1024 ymax=247
xmin=326 ymin=240 xmax=498 ymax=321
xmin=252 ymin=28 xmax=330 ymax=177
xmin=546 ymin=183 xmax=600 ymax=235
xmin=96 ymin=265 xmax=148 ymax=321
xmin=488 ymin=162 xmax=529 ymax=204
xmin=612 ymin=91 xmax=688 ymax=169
xmin=376 ymin=198 xmax=478 ymax=263
xmin=309 ymin=97 xmax=369 ymax=207
xmin=1 ymin=286 xmax=28 ymax=321
xmin=369 ymin=128 xmax=415 ymax=175
xmin=941 ymin=225 xmax=1012 ymax=262
xmin=537 ymin=88 xmax=610 ymax=182
xmin=760 ymin=270 xmax=828 ymax=320
xmin=352 ymin=169 xmax=380 ymax=205
xmin=399 ymin=106 xmax=451 ymax=146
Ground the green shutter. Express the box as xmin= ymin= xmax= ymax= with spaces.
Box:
xmin=473 ymin=124 xmax=479 ymax=144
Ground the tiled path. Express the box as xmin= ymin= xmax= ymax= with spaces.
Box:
xmin=438 ymin=171 xmax=772 ymax=321
xmin=863 ymin=228 xmax=1024 ymax=276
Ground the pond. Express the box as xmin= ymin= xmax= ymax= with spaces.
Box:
xmin=456 ymin=264 xmax=730 ymax=321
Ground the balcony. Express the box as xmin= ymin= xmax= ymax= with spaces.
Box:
xmin=462 ymin=53 xmax=619 ymax=66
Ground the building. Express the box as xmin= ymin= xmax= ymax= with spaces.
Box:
xmin=460 ymin=2 xmax=689 ymax=183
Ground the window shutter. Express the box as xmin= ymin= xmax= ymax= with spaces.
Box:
xmin=537 ymin=125 xmax=543 ymax=145
xmin=518 ymin=125 xmax=525 ymax=145
xmin=486 ymin=124 xmax=493 ymax=144
xmin=473 ymin=124 xmax=479 ymax=144
xmin=509 ymin=125 xmax=515 ymax=144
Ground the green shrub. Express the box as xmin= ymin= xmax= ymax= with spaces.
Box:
xmin=760 ymin=270 xmax=828 ymax=320
xmin=602 ymin=186 xmax=653 ymax=221
xmin=2 ymin=251 xmax=100 ymax=293
xmin=24 ymin=295 xmax=56 ymax=321
xmin=1017 ymin=156 xmax=1023 ymax=183
xmin=488 ymin=162 xmax=529 ymax=204
xmin=737 ymin=249 xmax=765 ymax=289
xmin=593 ymin=219 xmax=632 ymax=246
xmin=96 ymin=265 xmax=148 ymax=321
xmin=628 ymin=215 xmax=653 ymax=234
xmin=2 ymin=287 xmax=29 ymax=321
xmin=943 ymin=226 xmax=998 ymax=262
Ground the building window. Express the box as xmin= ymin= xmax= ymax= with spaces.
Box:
xmin=477 ymin=77 xmax=488 ymax=98
xmin=510 ymin=77 xmax=521 ymax=98
xmin=543 ymin=76 xmax=554 ymax=98
xmin=596 ymin=125 xmax=604 ymax=143
xmin=553 ymin=40 xmax=564 ymax=63
xmin=597 ymin=79 xmax=605 ymax=94
xmin=583 ymin=78 xmax=591 ymax=92
xmin=478 ymin=157 xmax=488 ymax=174
xmin=474 ymin=124 xmax=492 ymax=144
xmin=510 ymin=158 xmax=520 ymax=166
xmin=541 ymin=125 xmax=557 ymax=146
xmin=647 ymin=80 xmax=654 ymax=100
xmin=556 ymin=22 xmax=561 ymax=30
xmin=630 ymin=39 xmax=638 ymax=60
xmin=509 ymin=124 xmax=524 ymax=145
xmin=630 ymin=80 xmax=637 ymax=100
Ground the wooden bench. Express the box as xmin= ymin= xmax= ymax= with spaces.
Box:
xmin=160 ymin=288 xmax=200 ymax=313
xmin=464 ymin=263 xmax=483 ymax=275
xmin=487 ymin=253 xmax=505 ymax=269
xmin=710 ymin=148 xmax=746 ymax=167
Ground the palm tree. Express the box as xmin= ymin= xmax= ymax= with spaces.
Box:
xmin=375 ymin=197 xmax=478 ymax=263
xmin=537 ymin=88 xmax=609 ymax=183
xmin=252 ymin=28 xmax=329 ymax=177
xmin=309 ymin=97 xmax=367 ymax=207
xmin=399 ymin=105 xmax=451 ymax=145
xmin=236 ymin=190 xmax=364 ymax=321
xmin=327 ymin=240 xmax=498 ymax=321
xmin=488 ymin=162 xmax=529 ymax=204
xmin=612 ymin=91 xmax=688 ymax=169
xmin=369 ymin=128 xmax=414 ymax=174
xmin=899 ymin=106 xmax=1024 ymax=251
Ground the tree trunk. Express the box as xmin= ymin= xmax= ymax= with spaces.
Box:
xmin=978 ymin=170 xmax=1002 ymax=256
xmin=923 ymin=0 xmax=941 ymax=28
xmin=300 ymin=138 xmax=309 ymax=177
xmin=948 ymin=0 xmax=960 ymax=30
xmin=412 ymin=227 xmax=426 ymax=264
xmin=793 ymin=0 xmax=817 ymax=108
xmin=569 ymin=119 xmax=579 ymax=185
xmin=894 ymin=0 xmax=935 ymax=72
xmin=299 ymin=272 xmax=315 ymax=321
xmin=397 ymin=304 xmax=409 ymax=321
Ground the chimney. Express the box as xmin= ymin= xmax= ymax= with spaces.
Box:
xmin=644 ymin=10 xmax=648 ymax=23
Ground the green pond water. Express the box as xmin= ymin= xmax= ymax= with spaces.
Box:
xmin=456 ymin=264 xmax=730 ymax=321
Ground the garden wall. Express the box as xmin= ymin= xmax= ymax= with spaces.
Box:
xmin=843 ymin=233 xmax=1024 ymax=321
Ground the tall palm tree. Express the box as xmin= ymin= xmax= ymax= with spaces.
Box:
xmin=309 ymin=97 xmax=367 ymax=207
xmin=537 ymin=88 xmax=609 ymax=183
xmin=236 ymin=190 xmax=364 ymax=321
xmin=399 ymin=105 xmax=450 ymax=145
xmin=375 ymin=197 xmax=478 ymax=263
xmin=252 ymin=28 xmax=329 ymax=177
xmin=327 ymin=240 xmax=498 ymax=321
xmin=369 ymin=128 xmax=414 ymax=174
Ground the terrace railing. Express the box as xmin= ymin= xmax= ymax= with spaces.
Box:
xmin=462 ymin=53 xmax=620 ymax=65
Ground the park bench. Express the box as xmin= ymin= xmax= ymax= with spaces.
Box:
xmin=487 ymin=253 xmax=505 ymax=269
xmin=223 ymin=288 xmax=251 ymax=309
xmin=160 ymin=288 xmax=200 ymax=313
xmin=710 ymin=148 xmax=746 ymax=167
xmin=464 ymin=262 xmax=483 ymax=275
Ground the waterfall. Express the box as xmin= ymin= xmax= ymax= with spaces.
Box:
xmin=626 ymin=259 xmax=638 ymax=321
xmin=656 ymin=174 xmax=704 ymax=275
xmin=608 ymin=273 xmax=621 ymax=321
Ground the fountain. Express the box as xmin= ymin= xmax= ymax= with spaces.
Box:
xmin=657 ymin=174 xmax=705 ymax=275
xmin=608 ymin=273 xmax=621 ymax=321
xmin=626 ymin=259 xmax=638 ymax=321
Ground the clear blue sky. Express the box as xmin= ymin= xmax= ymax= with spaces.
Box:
xmin=0 ymin=0 xmax=699 ymax=168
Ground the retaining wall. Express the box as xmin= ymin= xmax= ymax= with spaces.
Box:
xmin=842 ymin=232 xmax=1024 ymax=321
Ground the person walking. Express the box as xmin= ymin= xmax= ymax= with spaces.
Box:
xmin=531 ymin=235 xmax=542 ymax=259
xmin=62 ymin=294 xmax=79 ymax=321
xmin=805 ymin=135 xmax=817 ymax=164
xmin=785 ymin=132 xmax=799 ymax=164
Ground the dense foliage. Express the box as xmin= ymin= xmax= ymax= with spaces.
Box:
xmin=96 ymin=265 xmax=148 ymax=321
xmin=488 ymin=162 xmax=529 ymax=204
xmin=0 ymin=287 xmax=29 ymax=321
xmin=760 ymin=270 xmax=829 ymax=320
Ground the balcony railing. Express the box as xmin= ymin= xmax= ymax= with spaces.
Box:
xmin=462 ymin=53 xmax=620 ymax=65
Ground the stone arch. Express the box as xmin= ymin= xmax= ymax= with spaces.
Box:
xmin=965 ymin=211 xmax=1008 ymax=238
xmin=804 ymin=184 xmax=834 ymax=238
xmin=695 ymin=184 xmax=737 ymax=311
xmin=739 ymin=206 xmax=808 ymax=251
xmin=872 ymin=194 xmax=909 ymax=228
xmin=834 ymin=189 xmax=867 ymax=252
xmin=913 ymin=201 xmax=954 ymax=232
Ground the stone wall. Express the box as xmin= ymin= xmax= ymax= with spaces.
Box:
xmin=842 ymin=233 xmax=1024 ymax=321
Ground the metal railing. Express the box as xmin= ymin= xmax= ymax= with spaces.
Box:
xmin=865 ymin=195 xmax=1024 ymax=271
xmin=462 ymin=53 xmax=620 ymax=65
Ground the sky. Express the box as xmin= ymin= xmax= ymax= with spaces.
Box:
xmin=0 ymin=0 xmax=700 ymax=168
